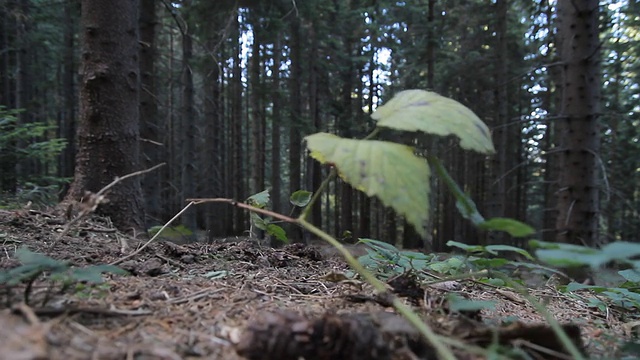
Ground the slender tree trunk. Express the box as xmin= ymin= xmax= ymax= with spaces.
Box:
xmin=180 ymin=0 xmax=197 ymax=234
xmin=289 ymin=16 xmax=303 ymax=240
xmin=0 ymin=1 xmax=17 ymax=193
xmin=58 ymin=0 xmax=78 ymax=183
xmin=307 ymin=22 xmax=323 ymax=228
xmin=139 ymin=0 xmax=159 ymax=223
xmin=249 ymin=16 xmax=263 ymax=196
xmin=486 ymin=0 xmax=508 ymax=244
xmin=555 ymin=0 xmax=601 ymax=247
xmin=66 ymin=0 xmax=144 ymax=232
xmin=270 ymin=34 xmax=282 ymax=215
xmin=231 ymin=13 xmax=245 ymax=233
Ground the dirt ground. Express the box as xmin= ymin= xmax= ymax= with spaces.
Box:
xmin=0 ymin=208 xmax=634 ymax=360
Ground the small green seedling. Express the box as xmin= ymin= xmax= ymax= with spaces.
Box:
xmin=0 ymin=246 xmax=127 ymax=306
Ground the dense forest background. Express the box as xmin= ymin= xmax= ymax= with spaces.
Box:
xmin=0 ymin=0 xmax=638 ymax=251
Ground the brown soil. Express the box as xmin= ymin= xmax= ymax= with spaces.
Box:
xmin=0 ymin=208 xmax=632 ymax=359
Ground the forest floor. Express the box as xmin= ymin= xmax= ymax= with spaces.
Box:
xmin=0 ymin=208 xmax=634 ymax=360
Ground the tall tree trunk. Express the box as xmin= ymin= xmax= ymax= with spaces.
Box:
xmin=555 ymin=0 xmax=601 ymax=247
xmin=180 ymin=0 xmax=197 ymax=234
xmin=270 ymin=34 xmax=282 ymax=215
xmin=15 ymin=0 xmax=31 ymax=181
xmin=58 ymin=0 xmax=78 ymax=183
xmin=139 ymin=0 xmax=160 ymax=223
xmin=231 ymin=13 xmax=245 ymax=234
xmin=541 ymin=0 xmax=559 ymax=242
xmin=0 ymin=1 xmax=17 ymax=193
xmin=288 ymin=16 xmax=303 ymax=240
xmin=204 ymin=35 xmax=222 ymax=240
xmin=249 ymin=16 xmax=263 ymax=196
xmin=66 ymin=0 xmax=144 ymax=232
xmin=307 ymin=22 xmax=322 ymax=228
xmin=486 ymin=0 xmax=508 ymax=245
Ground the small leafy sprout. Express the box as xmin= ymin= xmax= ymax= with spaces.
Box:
xmin=0 ymin=247 xmax=127 ymax=306
xmin=245 ymin=189 xmax=313 ymax=243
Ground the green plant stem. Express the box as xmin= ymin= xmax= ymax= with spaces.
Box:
xmin=491 ymin=272 xmax=586 ymax=360
xmin=428 ymin=155 xmax=485 ymax=224
xmin=300 ymin=167 xmax=336 ymax=221
xmin=298 ymin=217 xmax=457 ymax=360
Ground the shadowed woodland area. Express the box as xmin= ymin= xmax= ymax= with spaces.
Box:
xmin=1 ymin=0 xmax=640 ymax=359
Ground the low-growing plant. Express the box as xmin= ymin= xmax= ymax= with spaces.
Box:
xmin=532 ymin=240 xmax=640 ymax=316
xmin=246 ymin=189 xmax=312 ymax=243
xmin=183 ymin=89 xmax=584 ymax=359
xmin=0 ymin=246 xmax=126 ymax=306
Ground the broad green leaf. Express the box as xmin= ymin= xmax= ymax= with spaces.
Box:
xmin=484 ymin=245 xmax=535 ymax=260
xmin=479 ymin=218 xmax=535 ymax=238
xmin=471 ymin=258 xmax=510 ymax=268
xmin=536 ymin=249 xmax=607 ymax=268
xmin=619 ymin=269 xmax=640 ymax=283
xmin=600 ymin=242 xmax=640 ymax=261
xmin=372 ymin=90 xmax=495 ymax=154
xmin=306 ymin=133 xmax=430 ymax=238
xmin=446 ymin=241 xmax=484 ymax=253
xmin=250 ymin=213 xmax=268 ymax=230
xmin=290 ymin=190 xmax=312 ymax=207
xmin=267 ymin=224 xmax=288 ymax=243
xmin=16 ymin=247 xmax=66 ymax=268
xmin=529 ymin=240 xmax=598 ymax=254
xmin=247 ymin=189 xmax=270 ymax=208
xmin=358 ymin=238 xmax=400 ymax=252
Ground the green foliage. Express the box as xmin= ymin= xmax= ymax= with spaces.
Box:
xmin=0 ymin=247 xmax=127 ymax=305
xmin=0 ymin=107 xmax=67 ymax=172
xmin=289 ymin=190 xmax=312 ymax=207
xmin=246 ymin=189 xmax=316 ymax=242
xmin=447 ymin=241 xmax=535 ymax=260
xmin=306 ymin=133 xmax=431 ymax=238
xmin=305 ymin=90 xmax=532 ymax=240
xmin=356 ymin=238 xmax=435 ymax=278
xmin=531 ymin=240 xmax=640 ymax=314
xmin=371 ymin=90 xmax=495 ymax=154
xmin=532 ymin=240 xmax=640 ymax=269
xmin=0 ymin=106 xmax=69 ymax=206
xmin=246 ymin=189 xmax=270 ymax=208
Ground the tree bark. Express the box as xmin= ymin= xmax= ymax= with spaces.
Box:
xmin=555 ymin=0 xmax=601 ymax=247
xmin=66 ymin=0 xmax=144 ymax=232
xmin=139 ymin=0 xmax=160 ymax=222
xmin=180 ymin=0 xmax=197 ymax=234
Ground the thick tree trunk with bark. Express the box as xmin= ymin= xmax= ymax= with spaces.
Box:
xmin=66 ymin=0 xmax=144 ymax=232
xmin=555 ymin=0 xmax=601 ymax=247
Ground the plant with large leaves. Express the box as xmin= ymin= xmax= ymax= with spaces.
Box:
xmin=305 ymin=89 xmax=533 ymax=239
